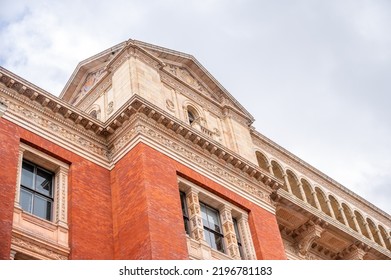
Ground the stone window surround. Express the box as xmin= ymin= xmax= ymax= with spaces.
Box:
xmin=178 ymin=177 xmax=256 ymax=260
xmin=11 ymin=142 xmax=70 ymax=260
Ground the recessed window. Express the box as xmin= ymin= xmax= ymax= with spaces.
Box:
xmin=233 ymin=218 xmax=244 ymax=258
xmin=188 ymin=110 xmax=195 ymax=125
xmin=180 ymin=191 xmax=190 ymax=235
xmin=200 ymin=202 xmax=225 ymax=253
xmin=20 ymin=160 xmax=54 ymax=221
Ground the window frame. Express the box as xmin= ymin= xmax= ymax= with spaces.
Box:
xmin=20 ymin=160 xmax=54 ymax=221
xmin=178 ymin=177 xmax=256 ymax=260
xmin=200 ymin=201 xmax=226 ymax=253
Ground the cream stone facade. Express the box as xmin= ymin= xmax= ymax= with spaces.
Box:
xmin=0 ymin=39 xmax=390 ymax=260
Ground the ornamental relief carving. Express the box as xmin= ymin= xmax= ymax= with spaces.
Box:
xmin=0 ymin=94 xmax=109 ymax=162
xmin=11 ymin=236 xmax=68 ymax=260
xmin=109 ymin=115 xmax=272 ymax=206
xmin=166 ymin=64 xmax=219 ymax=102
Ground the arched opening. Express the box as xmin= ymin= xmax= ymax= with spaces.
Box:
xmin=329 ymin=195 xmax=344 ymax=224
xmin=367 ymin=219 xmax=382 ymax=246
xmin=355 ymin=211 xmax=370 ymax=239
xmin=90 ymin=110 xmax=98 ymax=119
xmin=287 ymin=170 xmax=302 ymax=200
xmin=315 ymin=187 xmax=332 ymax=217
xmin=379 ymin=225 xmax=391 ymax=250
xmin=342 ymin=203 xmax=358 ymax=232
xmin=271 ymin=161 xmax=286 ymax=191
xmin=256 ymin=152 xmax=269 ymax=173
xmin=187 ymin=106 xmax=199 ymax=126
xmin=301 ymin=179 xmax=316 ymax=208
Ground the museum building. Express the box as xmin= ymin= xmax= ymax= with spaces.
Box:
xmin=0 ymin=40 xmax=390 ymax=260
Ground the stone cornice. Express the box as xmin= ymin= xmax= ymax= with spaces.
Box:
xmin=252 ymin=129 xmax=391 ymax=224
xmin=0 ymin=66 xmax=282 ymax=195
xmin=275 ymin=189 xmax=391 ymax=259
xmin=0 ymin=67 xmax=106 ymax=136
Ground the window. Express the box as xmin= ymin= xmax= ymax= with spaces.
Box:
xmin=20 ymin=160 xmax=54 ymax=221
xmin=178 ymin=177 xmax=256 ymax=260
xmin=180 ymin=191 xmax=190 ymax=235
xmin=233 ymin=218 xmax=244 ymax=258
xmin=200 ymin=202 xmax=225 ymax=253
xmin=188 ymin=110 xmax=195 ymax=125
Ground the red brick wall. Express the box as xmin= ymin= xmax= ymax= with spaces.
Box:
xmin=0 ymin=119 xmax=114 ymax=259
xmin=112 ymin=143 xmax=286 ymax=260
xmin=0 ymin=119 xmax=20 ymax=260
xmin=111 ymin=143 xmax=189 ymax=259
xmin=1 ymin=117 xmax=285 ymax=260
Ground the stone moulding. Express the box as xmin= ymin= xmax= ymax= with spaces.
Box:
xmin=275 ymin=189 xmax=391 ymax=259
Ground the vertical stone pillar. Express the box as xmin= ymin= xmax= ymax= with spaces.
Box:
xmin=339 ymin=207 xmax=348 ymax=226
xmin=237 ymin=213 xmax=256 ymax=260
xmin=352 ymin=215 xmax=362 ymax=234
xmin=55 ymin=166 xmax=69 ymax=228
xmin=267 ymin=164 xmax=274 ymax=175
xmin=14 ymin=147 xmax=25 ymax=207
xmin=283 ymin=174 xmax=292 ymax=194
xmin=186 ymin=189 xmax=204 ymax=242
xmin=375 ymin=229 xmax=386 ymax=247
xmin=325 ymin=199 xmax=336 ymax=219
xmin=297 ymin=183 xmax=307 ymax=203
xmin=312 ymin=191 xmax=321 ymax=210
xmin=363 ymin=222 xmax=374 ymax=241
xmin=219 ymin=205 xmax=240 ymax=260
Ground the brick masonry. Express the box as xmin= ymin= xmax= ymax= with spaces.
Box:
xmin=0 ymin=119 xmax=286 ymax=260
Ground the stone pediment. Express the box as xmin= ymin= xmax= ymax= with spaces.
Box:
xmin=165 ymin=63 xmax=221 ymax=102
xmin=60 ymin=39 xmax=254 ymax=123
xmin=69 ymin=67 xmax=106 ymax=105
xmin=134 ymin=40 xmax=255 ymax=124
xmin=60 ymin=41 xmax=126 ymax=105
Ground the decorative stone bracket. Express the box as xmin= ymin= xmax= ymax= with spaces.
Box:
xmin=295 ymin=219 xmax=327 ymax=256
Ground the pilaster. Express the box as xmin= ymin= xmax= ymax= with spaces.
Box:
xmin=219 ymin=205 xmax=240 ymax=260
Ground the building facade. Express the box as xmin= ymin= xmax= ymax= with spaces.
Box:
xmin=0 ymin=40 xmax=390 ymax=260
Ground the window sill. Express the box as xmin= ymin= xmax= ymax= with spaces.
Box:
xmin=186 ymin=236 xmax=234 ymax=260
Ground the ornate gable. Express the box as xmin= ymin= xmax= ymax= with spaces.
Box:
xmin=165 ymin=63 xmax=221 ymax=102
xmin=60 ymin=41 xmax=126 ymax=106
xmin=134 ymin=40 xmax=255 ymax=124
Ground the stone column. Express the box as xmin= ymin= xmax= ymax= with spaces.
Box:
xmin=297 ymin=183 xmax=307 ymax=203
xmin=312 ymin=191 xmax=321 ymax=210
xmin=325 ymin=199 xmax=336 ymax=219
xmin=237 ymin=213 xmax=256 ymax=260
xmin=352 ymin=215 xmax=362 ymax=234
xmin=363 ymin=222 xmax=374 ymax=241
xmin=339 ymin=207 xmax=348 ymax=226
xmin=267 ymin=164 xmax=274 ymax=176
xmin=14 ymin=147 xmax=25 ymax=207
xmin=219 ymin=205 xmax=240 ymax=259
xmin=283 ymin=174 xmax=292 ymax=194
xmin=375 ymin=229 xmax=386 ymax=247
xmin=186 ymin=189 xmax=204 ymax=242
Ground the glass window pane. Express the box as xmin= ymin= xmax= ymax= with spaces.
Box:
xmin=207 ymin=208 xmax=221 ymax=233
xmin=213 ymin=232 xmax=225 ymax=253
xmin=200 ymin=204 xmax=209 ymax=228
xmin=20 ymin=189 xmax=33 ymax=213
xmin=33 ymin=195 xmax=52 ymax=220
xmin=204 ymin=229 xmax=214 ymax=249
xmin=35 ymin=168 xmax=52 ymax=197
xmin=21 ymin=162 xmax=34 ymax=189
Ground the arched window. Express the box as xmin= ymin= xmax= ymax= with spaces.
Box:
xmin=90 ymin=110 xmax=98 ymax=119
xmin=187 ymin=106 xmax=199 ymax=126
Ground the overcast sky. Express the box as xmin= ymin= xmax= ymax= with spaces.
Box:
xmin=1 ymin=0 xmax=390 ymax=215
